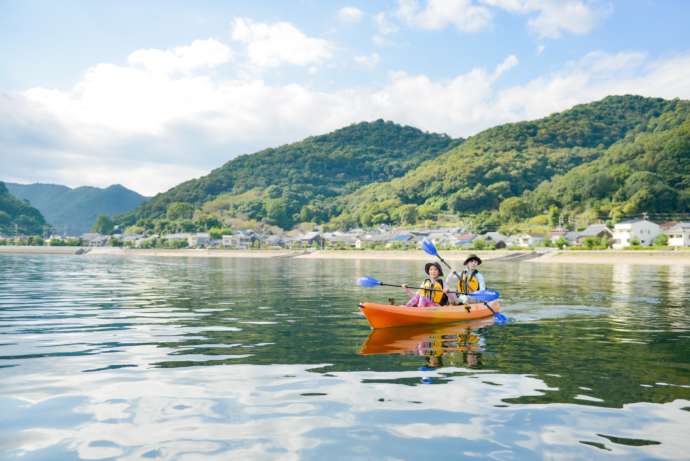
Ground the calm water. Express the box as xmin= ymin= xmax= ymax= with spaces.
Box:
xmin=1 ymin=255 xmax=689 ymax=460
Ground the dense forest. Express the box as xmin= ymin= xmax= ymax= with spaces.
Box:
xmin=0 ymin=182 xmax=47 ymax=235
xmin=116 ymin=120 xmax=461 ymax=231
xmin=117 ymin=95 xmax=690 ymax=234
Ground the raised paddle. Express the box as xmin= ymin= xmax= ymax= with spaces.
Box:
xmin=357 ymin=276 xmax=500 ymax=301
xmin=420 ymin=239 xmax=507 ymax=324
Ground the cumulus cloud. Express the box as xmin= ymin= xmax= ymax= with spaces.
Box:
xmin=394 ymin=0 xmax=610 ymax=38
xmin=2 ymin=40 xmax=690 ymax=195
xmin=482 ymin=0 xmax=612 ymax=38
xmin=338 ymin=6 xmax=364 ymax=23
xmin=397 ymin=0 xmax=492 ymax=33
xmin=230 ymin=18 xmax=333 ymax=67
xmin=373 ymin=12 xmax=399 ymax=46
xmin=127 ymin=39 xmax=232 ymax=74
xmin=354 ymin=52 xmax=381 ymax=69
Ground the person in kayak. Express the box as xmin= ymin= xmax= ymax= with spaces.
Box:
xmin=445 ymin=254 xmax=486 ymax=305
xmin=402 ymin=262 xmax=449 ymax=307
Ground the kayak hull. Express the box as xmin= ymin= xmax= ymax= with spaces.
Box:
xmin=358 ymin=300 xmax=501 ymax=329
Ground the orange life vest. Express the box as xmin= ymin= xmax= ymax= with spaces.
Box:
xmin=457 ymin=270 xmax=480 ymax=294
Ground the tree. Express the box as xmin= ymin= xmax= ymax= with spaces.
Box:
xmin=653 ymin=234 xmax=668 ymax=246
xmin=554 ymin=237 xmax=569 ymax=248
xmin=499 ymin=197 xmax=531 ymax=221
xmin=398 ymin=204 xmax=417 ymax=225
xmin=209 ymin=227 xmax=223 ymax=240
xmin=166 ymin=202 xmax=194 ymax=221
xmin=92 ymin=214 xmax=114 ymax=234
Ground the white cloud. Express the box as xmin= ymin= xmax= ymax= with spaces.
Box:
xmin=482 ymin=0 xmax=612 ymax=38
xmin=397 ymin=0 xmax=492 ymax=33
xmin=492 ymin=54 xmax=519 ymax=80
xmin=230 ymin=17 xmax=333 ymax=68
xmin=354 ymin=52 xmax=381 ymax=69
xmin=127 ymin=39 xmax=232 ymax=75
xmin=3 ymin=43 xmax=690 ymax=195
xmin=393 ymin=0 xmax=610 ymax=37
xmin=494 ymin=51 xmax=689 ymax=120
xmin=338 ymin=6 xmax=364 ymax=23
xmin=373 ymin=12 xmax=399 ymax=46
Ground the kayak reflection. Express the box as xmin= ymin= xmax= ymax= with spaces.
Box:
xmin=358 ymin=317 xmax=495 ymax=369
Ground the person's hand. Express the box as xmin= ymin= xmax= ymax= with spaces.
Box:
xmin=443 ymin=287 xmax=449 ymax=293
xmin=401 ymin=284 xmax=408 ymax=289
xmin=458 ymin=294 xmax=469 ymax=304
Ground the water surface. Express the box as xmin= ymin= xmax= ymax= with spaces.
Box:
xmin=1 ymin=255 xmax=689 ymax=460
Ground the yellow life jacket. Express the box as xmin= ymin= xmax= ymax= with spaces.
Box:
xmin=457 ymin=270 xmax=480 ymax=295
xmin=418 ymin=278 xmax=448 ymax=305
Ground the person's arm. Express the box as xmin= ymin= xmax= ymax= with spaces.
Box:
xmin=475 ymin=272 xmax=486 ymax=291
xmin=445 ymin=271 xmax=459 ymax=304
xmin=401 ymin=284 xmax=416 ymax=298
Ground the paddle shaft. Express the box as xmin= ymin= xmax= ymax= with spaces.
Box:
xmin=376 ymin=281 xmax=470 ymax=295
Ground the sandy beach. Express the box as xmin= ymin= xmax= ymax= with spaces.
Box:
xmin=3 ymin=245 xmax=690 ymax=265
xmin=530 ymin=250 xmax=690 ymax=265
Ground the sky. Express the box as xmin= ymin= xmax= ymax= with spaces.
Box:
xmin=2 ymin=0 xmax=690 ymax=196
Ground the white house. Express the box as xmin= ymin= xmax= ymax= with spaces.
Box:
xmin=188 ymin=233 xmax=210 ymax=248
xmin=666 ymin=222 xmax=690 ymax=247
xmin=611 ymin=219 xmax=661 ymax=249
xmin=484 ymin=232 xmax=508 ymax=244
xmin=80 ymin=233 xmax=109 ymax=247
xmin=575 ymin=224 xmax=613 ymax=245
xmin=514 ymin=234 xmax=545 ymax=247
xmin=222 ymin=231 xmax=255 ymax=249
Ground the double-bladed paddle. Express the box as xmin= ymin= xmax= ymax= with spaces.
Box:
xmin=420 ymin=238 xmax=507 ymax=324
xmin=357 ymin=275 xmax=500 ymax=302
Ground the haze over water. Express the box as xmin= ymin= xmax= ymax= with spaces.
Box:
xmin=1 ymin=254 xmax=689 ymax=460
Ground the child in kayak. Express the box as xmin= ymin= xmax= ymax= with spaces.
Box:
xmin=446 ymin=254 xmax=486 ymax=304
xmin=402 ymin=262 xmax=449 ymax=307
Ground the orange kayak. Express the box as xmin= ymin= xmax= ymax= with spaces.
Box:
xmin=358 ymin=300 xmax=501 ymax=329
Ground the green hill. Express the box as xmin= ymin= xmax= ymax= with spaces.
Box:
xmin=0 ymin=182 xmax=47 ymax=236
xmin=330 ymin=95 xmax=686 ymax=229
xmin=116 ymin=95 xmax=690 ymax=234
xmin=519 ymin=104 xmax=690 ymax=223
xmin=117 ymin=120 xmax=461 ymax=230
xmin=6 ymin=183 xmax=148 ymax=235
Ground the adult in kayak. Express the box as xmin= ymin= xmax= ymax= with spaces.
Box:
xmin=402 ymin=262 xmax=449 ymax=307
xmin=445 ymin=254 xmax=486 ymax=305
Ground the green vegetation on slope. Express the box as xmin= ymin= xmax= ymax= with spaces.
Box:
xmin=331 ymin=95 xmax=685 ymax=229
xmin=116 ymin=95 xmax=690 ymax=234
xmin=0 ymin=182 xmax=47 ymax=235
xmin=117 ymin=120 xmax=461 ymax=231
xmin=6 ymin=183 xmax=148 ymax=235
xmin=518 ymin=104 xmax=690 ymax=224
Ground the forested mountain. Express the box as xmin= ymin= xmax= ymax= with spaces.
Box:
xmin=116 ymin=95 xmax=690 ymax=234
xmin=0 ymin=182 xmax=47 ymax=235
xmin=117 ymin=120 xmax=461 ymax=230
xmin=330 ymin=96 xmax=687 ymax=229
xmin=519 ymin=105 xmax=690 ymax=222
xmin=6 ymin=183 xmax=148 ymax=235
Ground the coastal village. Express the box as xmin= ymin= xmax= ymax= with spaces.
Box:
xmin=2 ymin=218 xmax=689 ymax=251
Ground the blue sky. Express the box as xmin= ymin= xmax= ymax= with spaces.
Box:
xmin=2 ymin=0 xmax=690 ymax=195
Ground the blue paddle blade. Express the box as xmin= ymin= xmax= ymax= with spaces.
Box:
xmin=421 ymin=238 xmax=438 ymax=256
xmin=357 ymin=276 xmax=381 ymax=288
xmin=493 ymin=312 xmax=508 ymax=324
xmin=470 ymin=289 xmax=500 ymax=302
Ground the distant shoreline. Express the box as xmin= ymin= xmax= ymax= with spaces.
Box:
xmin=2 ymin=245 xmax=690 ymax=265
